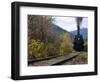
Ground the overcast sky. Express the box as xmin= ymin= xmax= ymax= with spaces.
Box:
xmin=53 ymin=16 xmax=88 ymax=32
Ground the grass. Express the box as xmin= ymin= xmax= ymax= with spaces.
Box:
xmin=72 ymin=51 xmax=88 ymax=64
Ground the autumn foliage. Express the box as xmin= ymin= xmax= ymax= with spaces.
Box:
xmin=28 ymin=15 xmax=73 ymax=60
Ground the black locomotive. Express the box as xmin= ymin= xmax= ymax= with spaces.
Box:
xmin=73 ymin=17 xmax=84 ymax=51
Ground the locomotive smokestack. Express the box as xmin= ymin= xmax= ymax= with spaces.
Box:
xmin=76 ymin=17 xmax=83 ymax=35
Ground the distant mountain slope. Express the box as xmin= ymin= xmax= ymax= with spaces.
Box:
xmin=70 ymin=28 xmax=88 ymax=40
xmin=51 ymin=24 xmax=72 ymax=43
xmin=52 ymin=24 xmax=67 ymax=34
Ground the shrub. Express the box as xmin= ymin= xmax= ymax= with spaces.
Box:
xmin=28 ymin=39 xmax=58 ymax=60
xmin=45 ymin=43 xmax=59 ymax=56
xmin=84 ymin=42 xmax=88 ymax=51
xmin=28 ymin=39 xmax=47 ymax=60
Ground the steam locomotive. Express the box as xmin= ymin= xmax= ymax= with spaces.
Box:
xmin=73 ymin=17 xmax=84 ymax=51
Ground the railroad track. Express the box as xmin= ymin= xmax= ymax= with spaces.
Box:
xmin=52 ymin=53 xmax=79 ymax=65
xmin=29 ymin=52 xmax=80 ymax=66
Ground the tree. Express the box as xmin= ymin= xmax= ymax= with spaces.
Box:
xmin=28 ymin=15 xmax=58 ymax=60
xmin=60 ymin=32 xmax=73 ymax=55
xmin=28 ymin=15 xmax=55 ymax=43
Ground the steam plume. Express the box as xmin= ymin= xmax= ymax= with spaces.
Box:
xmin=76 ymin=17 xmax=83 ymax=35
